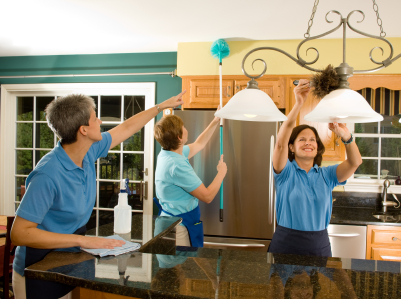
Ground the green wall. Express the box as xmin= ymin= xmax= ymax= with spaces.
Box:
xmin=0 ymin=52 xmax=182 ymax=214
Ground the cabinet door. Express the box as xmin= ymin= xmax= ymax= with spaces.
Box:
xmin=286 ymin=77 xmax=346 ymax=162
xmin=234 ymin=77 xmax=285 ymax=108
xmin=371 ymin=248 xmax=401 ymax=261
xmin=182 ymin=77 xmax=234 ymax=109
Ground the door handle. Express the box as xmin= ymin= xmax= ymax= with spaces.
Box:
xmin=203 ymin=242 xmax=265 ymax=248
xmin=328 ymin=233 xmax=360 ymax=238
xmin=143 ymin=181 xmax=148 ymax=200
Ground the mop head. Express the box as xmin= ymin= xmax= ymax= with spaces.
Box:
xmin=211 ymin=39 xmax=230 ymax=62
xmin=311 ymin=65 xmax=340 ymax=99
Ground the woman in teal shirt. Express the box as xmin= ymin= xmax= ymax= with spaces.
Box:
xmin=154 ymin=113 xmax=227 ymax=247
xmin=270 ymin=79 xmax=363 ymax=256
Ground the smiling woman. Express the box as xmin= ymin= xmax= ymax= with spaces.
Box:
xmin=269 ymin=78 xmax=362 ymax=257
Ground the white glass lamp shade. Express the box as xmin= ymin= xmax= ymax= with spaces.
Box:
xmin=214 ymin=89 xmax=287 ymax=122
xmin=304 ymin=89 xmax=383 ymax=123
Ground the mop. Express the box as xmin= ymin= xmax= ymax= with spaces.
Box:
xmin=211 ymin=39 xmax=230 ymax=222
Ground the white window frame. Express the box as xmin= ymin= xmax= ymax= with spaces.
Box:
xmin=344 ymin=122 xmax=401 ymax=193
xmin=0 ymin=83 xmax=156 ymax=217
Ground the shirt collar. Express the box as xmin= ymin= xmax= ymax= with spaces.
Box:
xmin=55 ymin=141 xmax=87 ymax=171
xmin=291 ymin=159 xmax=319 ymax=172
xmin=160 ymin=148 xmax=186 ymax=159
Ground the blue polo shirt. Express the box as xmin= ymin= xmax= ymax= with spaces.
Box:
xmin=155 ymin=145 xmax=202 ymax=217
xmin=273 ymin=159 xmax=346 ymax=231
xmin=13 ymin=132 xmax=112 ymax=276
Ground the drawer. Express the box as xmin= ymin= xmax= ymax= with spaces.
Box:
xmin=371 ymin=229 xmax=401 ymax=245
xmin=371 ymin=247 xmax=401 ymax=261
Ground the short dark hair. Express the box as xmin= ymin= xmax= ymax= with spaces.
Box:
xmin=45 ymin=94 xmax=96 ymax=145
xmin=288 ymin=125 xmax=325 ymax=166
xmin=154 ymin=115 xmax=184 ymax=150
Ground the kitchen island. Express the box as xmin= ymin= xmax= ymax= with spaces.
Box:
xmin=24 ymin=213 xmax=401 ymax=299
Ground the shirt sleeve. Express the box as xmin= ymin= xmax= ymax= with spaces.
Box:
xmin=172 ymin=160 xmax=202 ymax=193
xmin=87 ymin=132 xmax=112 ymax=161
xmin=273 ymin=159 xmax=291 ymax=186
xmin=321 ymin=164 xmax=347 ymax=189
xmin=182 ymin=145 xmax=190 ymax=158
xmin=16 ymin=173 xmax=57 ymax=224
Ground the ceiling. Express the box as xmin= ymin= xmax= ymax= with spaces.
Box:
xmin=1 ymin=0 xmax=401 ymax=57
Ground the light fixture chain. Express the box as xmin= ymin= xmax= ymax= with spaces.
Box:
xmin=304 ymin=0 xmax=320 ymax=38
xmin=372 ymin=0 xmax=386 ymax=37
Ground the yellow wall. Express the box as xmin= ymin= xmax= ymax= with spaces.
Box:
xmin=178 ymin=38 xmax=401 ymax=76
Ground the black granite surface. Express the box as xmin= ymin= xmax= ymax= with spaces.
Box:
xmin=331 ymin=191 xmax=401 ymax=226
xmin=25 ymin=246 xmax=401 ymax=298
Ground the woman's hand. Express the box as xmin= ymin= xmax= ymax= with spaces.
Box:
xmin=294 ymin=79 xmax=311 ymax=106
xmin=328 ymin=122 xmax=351 ymax=141
xmin=79 ymin=236 xmax=125 ymax=249
xmin=217 ymin=155 xmax=227 ymax=176
xmin=213 ymin=105 xmax=221 ymax=123
xmin=160 ymin=90 xmax=186 ymax=109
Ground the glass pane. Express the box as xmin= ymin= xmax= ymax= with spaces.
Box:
xmin=15 ymin=203 xmax=20 ymax=211
xmin=101 ymin=125 xmax=119 ymax=151
xmin=380 ymin=114 xmax=401 ymax=134
xmin=16 ymin=150 xmax=33 ymax=175
xmin=123 ymin=154 xmax=144 ymax=181
xmin=381 ymin=138 xmax=401 ymax=158
xmin=99 ymin=181 xmax=119 ymax=208
xmin=36 ymin=97 xmax=54 ymax=121
xmin=123 ymin=129 xmax=144 ymax=151
xmin=123 ymin=96 xmax=145 ymax=120
xmin=381 ymin=160 xmax=401 ymax=180
xmin=98 ymin=210 xmax=114 ymax=236
xmin=128 ymin=183 xmax=143 ymax=210
xmin=35 ymin=150 xmax=50 ymax=165
xmin=16 ymin=177 xmax=27 ymax=202
xmin=86 ymin=210 xmax=97 ymax=233
xmin=16 ymin=123 xmax=33 ymax=148
xmin=99 ymin=153 xmax=120 ymax=180
xmin=355 ymin=137 xmax=379 ymax=157
xmin=36 ymin=123 xmax=54 ymax=148
xmin=354 ymin=159 xmax=378 ymax=179
xmin=17 ymin=97 xmax=33 ymax=121
xmin=354 ymin=122 xmax=378 ymax=134
xmin=100 ymin=96 xmax=121 ymax=122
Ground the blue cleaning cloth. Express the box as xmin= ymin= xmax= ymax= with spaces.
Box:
xmin=80 ymin=235 xmax=140 ymax=257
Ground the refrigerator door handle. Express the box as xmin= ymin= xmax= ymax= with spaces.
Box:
xmin=268 ymin=135 xmax=274 ymax=225
xmin=329 ymin=233 xmax=360 ymax=238
xmin=204 ymin=242 xmax=265 ymax=248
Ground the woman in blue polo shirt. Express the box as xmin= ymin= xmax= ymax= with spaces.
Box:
xmin=154 ymin=114 xmax=227 ymax=247
xmin=269 ymin=79 xmax=362 ymax=257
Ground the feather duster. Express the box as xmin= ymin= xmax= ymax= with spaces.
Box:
xmin=311 ymin=65 xmax=340 ymax=99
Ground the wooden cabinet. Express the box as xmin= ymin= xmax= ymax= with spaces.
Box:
xmin=285 ymin=75 xmax=346 ymax=162
xmin=181 ymin=75 xmax=285 ymax=109
xmin=366 ymin=225 xmax=401 ymax=261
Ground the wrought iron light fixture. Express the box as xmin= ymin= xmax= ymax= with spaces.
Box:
xmin=216 ymin=0 xmax=400 ymax=123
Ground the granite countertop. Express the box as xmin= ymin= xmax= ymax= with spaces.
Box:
xmin=25 ymin=246 xmax=401 ymax=299
xmin=331 ymin=191 xmax=401 ymax=226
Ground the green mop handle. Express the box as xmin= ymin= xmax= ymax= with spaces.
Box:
xmin=219 ymin=59 xmax=224 ymax=222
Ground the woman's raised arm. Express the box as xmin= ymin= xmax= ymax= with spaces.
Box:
xmin=273 ymin=79 xmax=311 ymax=173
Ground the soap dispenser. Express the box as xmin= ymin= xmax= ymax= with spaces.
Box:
xmin=114 ymin=179 xmax=132 ymax=234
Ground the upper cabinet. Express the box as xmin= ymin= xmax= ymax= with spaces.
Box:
xmin=181 ymin=75 xmax=285 ymax=109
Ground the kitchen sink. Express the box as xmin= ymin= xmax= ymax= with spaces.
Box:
xmin=373 ymin=212 xmax=401 ymax=222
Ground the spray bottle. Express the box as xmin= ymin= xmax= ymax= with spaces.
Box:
xmin=114 ymin=178 xmax=132 ymax=234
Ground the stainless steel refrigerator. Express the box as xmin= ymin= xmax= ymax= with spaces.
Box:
xmin=174 ymin=110 xmax=277 ymax=252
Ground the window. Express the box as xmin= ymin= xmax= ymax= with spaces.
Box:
xmin=1 ymin=83 xmax=155 ymax=238
xmin=352 ymin=88 xmax=401 ymax=185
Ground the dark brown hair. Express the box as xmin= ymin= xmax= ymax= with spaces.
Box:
xmin=288 ymin=125 xmax=325 ymax=166
xmin=154 ymin=115 xmax=184 ymax=150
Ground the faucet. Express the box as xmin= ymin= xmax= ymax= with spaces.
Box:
xmin=382 ymin=179 xmax=400 ymax=213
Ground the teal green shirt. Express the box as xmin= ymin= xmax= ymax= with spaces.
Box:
xmin=155 ymin=145 xmax=202 ymax=217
